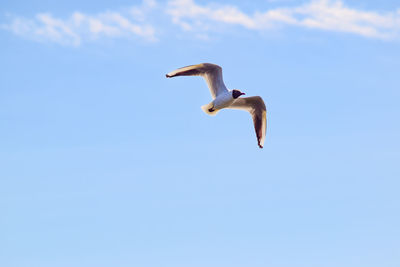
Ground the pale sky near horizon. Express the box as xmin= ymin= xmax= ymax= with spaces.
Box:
xmin=1 ymin=1 xmax=400 ymax=267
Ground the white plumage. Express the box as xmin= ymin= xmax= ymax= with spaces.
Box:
xmin=166 ymin=63 xmax=267 ymax=148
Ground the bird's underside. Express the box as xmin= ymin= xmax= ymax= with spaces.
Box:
xmin=166 ymin=63 xmax=267 ymax=148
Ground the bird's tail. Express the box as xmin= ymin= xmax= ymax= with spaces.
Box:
xmin=201 ymin=102 xmax=219 ymax=116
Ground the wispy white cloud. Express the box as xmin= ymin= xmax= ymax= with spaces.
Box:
xmin=2 ymin=0 xmax=400 ymax=45
xmin=1 ymin=0 xmax=157 ymax=46
xmin=166 ymin=0 xmax=400 ymax=40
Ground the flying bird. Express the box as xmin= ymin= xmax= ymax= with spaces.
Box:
xmin=166 ymin=63 xmax=267 ymax=148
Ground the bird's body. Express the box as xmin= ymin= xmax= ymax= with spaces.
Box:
xmin=166 ymin=63 xmax=267 ymax=148
xmin=203 ymin=90 xmax=236 ymax=115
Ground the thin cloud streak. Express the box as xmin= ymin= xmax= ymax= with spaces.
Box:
xmin=1 ymin=0 xmax=157 ymax=46
xmin=167 ymin=0 xmax=400 ymax=40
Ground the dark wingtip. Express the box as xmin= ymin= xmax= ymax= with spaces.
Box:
xmin=165 ymin=74 xmax=170 ymax=78
xmin=258 ymin=143 xmax=263 ymax=149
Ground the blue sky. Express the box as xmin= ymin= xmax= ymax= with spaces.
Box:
xmin=1 ymin=0 xmax=400 ymax=266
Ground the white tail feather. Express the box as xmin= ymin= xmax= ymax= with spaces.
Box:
xmin=201 ymin=102 xmax=219 ymax=116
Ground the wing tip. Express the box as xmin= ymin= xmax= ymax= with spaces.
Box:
xmin=165 ymin=73 xmax=172 ymax=78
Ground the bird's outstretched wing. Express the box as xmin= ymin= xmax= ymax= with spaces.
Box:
xmin=166 ymin=63 xmax=228 ymax=99
xmin=228 ymin=96 xmax=267 ymax=148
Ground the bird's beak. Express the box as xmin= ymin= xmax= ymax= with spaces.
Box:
xmin=241 ymin=92 xmax=246 ymax=95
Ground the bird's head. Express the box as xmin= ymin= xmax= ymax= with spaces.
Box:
xmin=232 ymin=89 xmax=245 ymax=99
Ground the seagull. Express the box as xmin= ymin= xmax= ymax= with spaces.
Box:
xmin=166 ymin=63 xmax=267 ymax=148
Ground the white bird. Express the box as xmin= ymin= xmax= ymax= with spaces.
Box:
xmin=166 ymin=63 xmax=267 ymax=148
